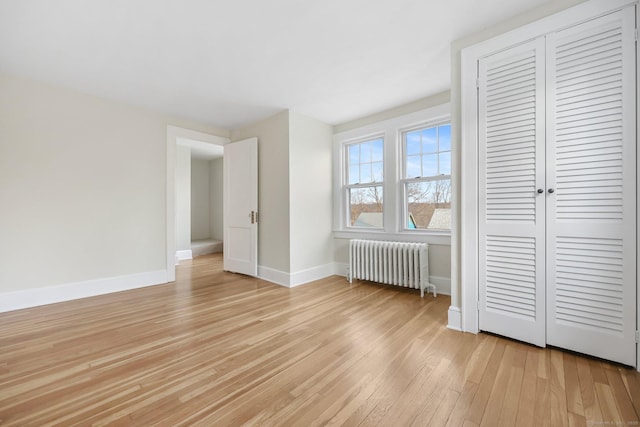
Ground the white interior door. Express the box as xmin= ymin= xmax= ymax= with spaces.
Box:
xmin=477 ymin=37 xmax=547 ymax=346
xmin=545 ymin=8 xmax=636 ymax=366
xmin=223 ymin=137 xmax=258 ymax=276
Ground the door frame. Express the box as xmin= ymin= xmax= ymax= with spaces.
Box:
xmin=460 ymin=0 xmax=637 ymax=364
xmin=166 ymin=125 xmax=230 ymax=282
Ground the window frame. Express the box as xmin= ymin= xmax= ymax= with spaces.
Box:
xmin=332 ymin=103 xmax=451 ymax=245
xmin=400 ymin=121 xmax=452 ymax=232
xmin=343 ymin=134 xmax=385 ymax=231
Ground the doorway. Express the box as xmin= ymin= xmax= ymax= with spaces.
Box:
xmin=176 ymin=138 xmax=224 ymax=260
xmin=166 ymin=126 xmax=229 ymax=282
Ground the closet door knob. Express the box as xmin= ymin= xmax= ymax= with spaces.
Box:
xmin=548 ymin=188 xmax=555 ymax=194
xmin=537 ymin=189 xmax=544 ymax=194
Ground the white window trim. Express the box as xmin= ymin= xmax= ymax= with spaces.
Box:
xmin=333 ymin=103 xmax=451 ymax=245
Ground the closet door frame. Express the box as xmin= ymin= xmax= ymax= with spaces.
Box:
xmin=460 ymin=0 xmax=638 ymax=367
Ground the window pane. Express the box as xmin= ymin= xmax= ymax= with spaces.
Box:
xmin=350 ymin=186 xmax=383 ymax=228
xmin=439 ymin=151 xmax=451 ymax=175
xmin=422 ymin=154 xmax=438 ymax=176
xmin=371 ymin=138 xmax=384 ymax=162
xmin=348 ymin=164 xmax=359 ymax=184
xmin=360 ymin=163 xmax=372 ymax=183
xmin=406 ymin=131 xmax=421 ymax=155
xmin=439 ymin=124 xmax=451 ymax=151
xmin=406 ymin=154 xmax=421 ymax=178
xmin=348 ymin=144 xmax=359 ymax=164
xmin=405 ymin=179 xmax=451 ymax=230
xmin=372 ymin=161 xmax=383 ymax=182
xmin=361 ymin=141 xmax=372 ymax=162
xmin=422 ymin=127 xmax=437 ymax=153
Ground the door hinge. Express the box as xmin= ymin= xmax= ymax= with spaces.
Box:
xmin=635 ymin=28 xmax=638 ymax=42
xmin=476 ymin=78 xmax=480 ymax=89
xmin=477 ymin=300 xmax=481 ymax=311
xmin=636 ymin=330 xmax=639 ymax=343
xmin=255 ymin=211 xmax=259 ymax=224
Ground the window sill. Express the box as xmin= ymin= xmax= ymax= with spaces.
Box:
xmin=333 ymin=229 xmax=451 ymax=245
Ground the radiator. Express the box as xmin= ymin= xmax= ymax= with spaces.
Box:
xmin=348 ymin=239 xmax=436 ymax=298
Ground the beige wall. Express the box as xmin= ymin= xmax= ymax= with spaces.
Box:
xmin=289 ymin=111 xmax=334 ymax=272
xmin=176 ymin=145 xmax=192 ymax=251
xmin=209 ymin=158 xmax=224 ymax=241
xmin=334 ymin=91 xmax=451 ymax=133
xmin=230 ymin=111 xmax=291 ymax=273
xmin=0 ymin=72 xmax=226 ymax=293
xmin=449 ymin=0 xmax=589 ymax=308
xmin=191 ymin=158 xmax=211 ymax=240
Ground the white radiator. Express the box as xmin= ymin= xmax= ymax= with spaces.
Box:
xmin=348 ymin=239 xmax=436 ymax=298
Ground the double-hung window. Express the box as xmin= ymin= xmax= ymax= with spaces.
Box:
xmin=334 ymin=104 xmax=451 ymax=240
xmin=402 ymin=123 xmax=451 ymax=230
xmin=345 ymin=137 xmax=384 ymax=228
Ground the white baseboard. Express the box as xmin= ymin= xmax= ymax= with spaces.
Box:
xmin=447 ymin=306 xmax=462 ymax=331
xmin=429 ymin=276 xmax=451 ymax=296
xmin=290 ymin=263 xmax=336 ymax=287
xmin=258 ymin=263 xmax=338 ymax=288
xmin=176 ymin=250 xmax=193 ymax=261
xmin=334 ymin=262 xmax=349 ymax=277
xmin=0 ymin=270 xmax=169 ymax=313
xmin=257 ymin=265 xmax=291 ymax=287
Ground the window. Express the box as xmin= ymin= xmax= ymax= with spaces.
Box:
xmin=346 ymin=137 xmax=384 ymax=228
xmin=333 ymin=104 xmax=451 ymax=242
xmin=402 ymin=123 xmax=451 ymax=230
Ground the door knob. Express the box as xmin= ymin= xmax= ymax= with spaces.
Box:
xmin=537 ymin=189 xmax=544 ymax=194
xmin=548 ymin=188 xmax=555 ymax=194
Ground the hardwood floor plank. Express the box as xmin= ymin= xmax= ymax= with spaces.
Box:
xmin=575 ymin=356 xmax=604 ymax=425
xmin=478 ymin=344 xmax=516 ymax=427
xmin=550 ymin=349 xmax=570 ymax=426
xmin=603 ymin=365 xmax=639 ymax=424
xmin=464 ymin=339 xmax=507 ymax=424
xmin=514 ymin=348 xmax=539 ymax=427
xmin=620 ymin=367 xmax=640 ymax=417
xmin=0 ymin=253 xmax=638 ymax=426
xmin=563 ymin=353 xmax=584 ymax=418
xmin=445 ymin=380 xmax=479 ymax=427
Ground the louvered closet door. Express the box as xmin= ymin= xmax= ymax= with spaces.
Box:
xmin=545 ymin=7 xmax=636 ymax=366
xmin=478 ymin=38 xmax=547 ymax=347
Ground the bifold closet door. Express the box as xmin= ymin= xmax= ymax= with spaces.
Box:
xmin=477 ymin=37 xmax=547 ymax=347
xmin=545 ymin=7 xmax=636 ymax=366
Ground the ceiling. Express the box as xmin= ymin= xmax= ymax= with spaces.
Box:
xmin=0 ymin=0 xmax=551 ymax=130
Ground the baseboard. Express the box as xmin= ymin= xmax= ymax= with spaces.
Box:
xmin=0 ymin=270 xmax=169 ymax=313
xmin=429 ymin=276 xmax=451 ymax=296
xmin=176 ymin=250 xmax=193 ymax=261
xmin=447 ymin=306 xmax=462 ymax=331
xmin=257 ymin=265 xmax=291 ymax=287
xmin=290 ymin=263 xmax=336 ymax=287
xmin=334 ymin=262 xmax=349 ymax=277
xmin=258 ymin=263 xmax=338 ymax=288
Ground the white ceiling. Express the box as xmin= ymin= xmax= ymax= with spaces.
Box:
xmin=0 ymin=0 xmax=551 ymax=129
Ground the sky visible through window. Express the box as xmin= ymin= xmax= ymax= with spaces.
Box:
xmin=405 ymin=125 xmax=451 ymax=179
xmin=348 ymin=138 xmax=383 ymax=184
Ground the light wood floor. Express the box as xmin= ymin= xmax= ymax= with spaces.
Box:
xmin=0 ymin=254 xmax=638 ymax=426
